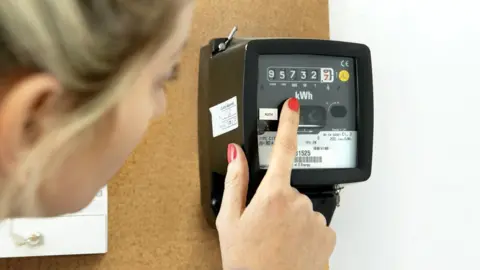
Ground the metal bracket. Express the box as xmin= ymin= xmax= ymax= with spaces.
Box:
xmin=212 ymin=26 xmax=238 ymax=55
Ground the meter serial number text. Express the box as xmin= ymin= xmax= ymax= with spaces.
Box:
xmin=296 ymin=150 xmax=312 ymax=157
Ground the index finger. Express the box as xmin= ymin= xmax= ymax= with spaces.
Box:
xmin=263 ymin=97 xmax=300 ymax=187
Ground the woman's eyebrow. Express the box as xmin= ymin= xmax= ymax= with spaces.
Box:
xmin=172 ymin=40 xmax=188 ymax=58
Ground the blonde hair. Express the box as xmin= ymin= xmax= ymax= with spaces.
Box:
xmin=0 ymin=0 xmax=185 ymax=219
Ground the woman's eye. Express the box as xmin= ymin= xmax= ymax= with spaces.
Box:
xmin=152 ymin=64 xmax=181 ymax=93
xmin=168 ymin=64 xmax=180 ymax=81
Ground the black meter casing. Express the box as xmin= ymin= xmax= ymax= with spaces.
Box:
xmin=198 ymin=37 xmax=373 ymax=228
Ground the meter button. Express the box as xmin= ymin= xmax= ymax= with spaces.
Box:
xmin=299 ymin=106 xmax=327 ymax=128
xmin=330 ymin=105 xmax=347 ymax=118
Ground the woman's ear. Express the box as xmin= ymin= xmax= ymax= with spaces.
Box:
xmin=0 ymin=74 xmax=63 ymax=175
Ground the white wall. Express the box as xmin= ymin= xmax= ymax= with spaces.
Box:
xmin=329 ymin=1 xmax=480 ymax=269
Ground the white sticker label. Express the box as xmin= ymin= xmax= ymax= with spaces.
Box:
xmin=259 ymin=108 xmax=278 ymax=120
xmin=258 ymin=131 xmax=357 ymax=169
xmin=209 ymin=96 xmax=239 ymax=137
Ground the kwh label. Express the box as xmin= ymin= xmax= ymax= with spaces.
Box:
xmin=295 ymin=91 xmax=313 ymax=100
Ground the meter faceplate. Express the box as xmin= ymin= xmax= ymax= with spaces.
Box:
xmin=242 ymin=39 xmax=373 ymax=188
xmin=257 ymin=55 xmax=357 ymax=176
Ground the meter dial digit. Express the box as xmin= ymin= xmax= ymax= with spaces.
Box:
xmin=279 ymin=69 xmax=286 ymax=80
xmin=267 ymin=68 xmax=275 ymax=80
xmin=288 ymin=68 xmax=297 ymax=80
xmin=309 ymin=69 xmax=319 ymax=81
xmin=321 ymin=68 xmax=334 ymax=83
xmin=300 ymin=69 xmax=308 ymax=80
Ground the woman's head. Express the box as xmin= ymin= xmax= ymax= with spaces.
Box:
xmin=0 ymin=0 xmax=194 ymax=219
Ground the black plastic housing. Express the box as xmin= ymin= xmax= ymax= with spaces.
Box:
xmin=198 ymin=38 xmax=374 ymax=228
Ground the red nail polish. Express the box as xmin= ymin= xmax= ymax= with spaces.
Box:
xmin=288 ymin=98 xmax=300 ymax=112
xmin=227 ymin=144 xmax=237 ymax=163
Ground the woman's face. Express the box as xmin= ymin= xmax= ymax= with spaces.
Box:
xmin=36 ymin=2 xmax=195 ymax=216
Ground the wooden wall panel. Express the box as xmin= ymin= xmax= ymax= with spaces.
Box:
xmin=1 ymin=1 xmax=329 ymax=269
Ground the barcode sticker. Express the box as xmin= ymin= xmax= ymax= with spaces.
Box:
xmin=295 ymin=156 xmax=323 ymax=163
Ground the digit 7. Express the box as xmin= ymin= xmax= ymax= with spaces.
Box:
xmin=324 ymin=70 xmax=331 ymax=80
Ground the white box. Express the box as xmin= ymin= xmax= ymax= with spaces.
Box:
xmin=0 ymin=186 xmax=108 ymax=258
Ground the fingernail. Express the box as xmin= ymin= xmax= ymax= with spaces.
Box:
xmin=227 ymin=144 xmax=237 ymax=163
xmin=288 ymin=98 xmax=300 ymax=112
